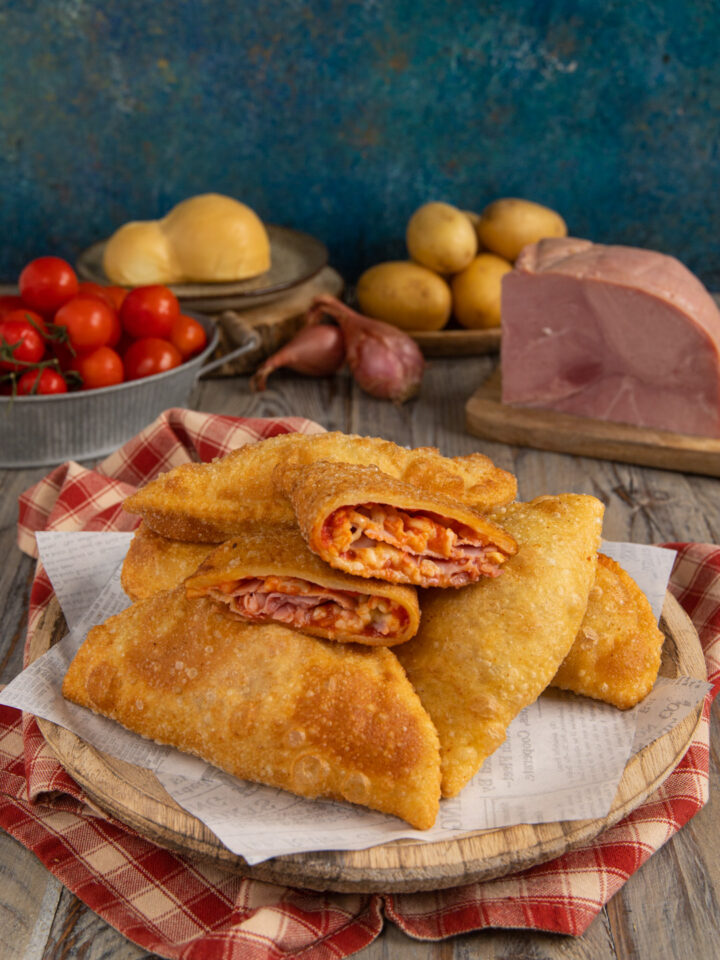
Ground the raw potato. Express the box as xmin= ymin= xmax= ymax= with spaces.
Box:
xmin=103 ymin=193 xmax=271 ymax=285
xmin=356 ymin=261 xmax=452 ymax=331
xmin=406 ymin=202 xmax=478 ymax=274
xmin=462 ymin=209 xmax=482 ymax=232
xmin=476 ymin=198 xmax=567 ymax=262
xmin=451 ymin=253 xmax=513 ymax=329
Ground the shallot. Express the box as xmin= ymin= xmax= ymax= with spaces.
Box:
xmin=250 ymin=323 xmax=345 ymax=391
xmin=305 ymin=296 xmax=425 ymax=403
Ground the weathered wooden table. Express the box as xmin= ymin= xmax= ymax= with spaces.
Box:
xmin=1 ymin=355 xmax=718 ymax=959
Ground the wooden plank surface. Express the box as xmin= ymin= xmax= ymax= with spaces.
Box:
xmin=1 ymin=354 xmax=719 ymax=959
xmin=466 ymin=368 xmax=720 ymax=477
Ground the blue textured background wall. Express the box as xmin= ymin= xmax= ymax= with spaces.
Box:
xmin=1 ymin=0 xmax=718 ymax=285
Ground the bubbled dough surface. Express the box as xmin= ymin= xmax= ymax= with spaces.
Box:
xmin=553 ymin=553 xmax=664 ymax=709
xmin=121 ymin=525 xmax=214 ymax=601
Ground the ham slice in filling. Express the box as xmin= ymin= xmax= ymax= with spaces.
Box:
xmin=321 ymin=503 xmax=509 ymax=587
xmin=189 ymin=575 xmax=409 ymax=642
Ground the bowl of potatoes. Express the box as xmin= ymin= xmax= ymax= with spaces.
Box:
xmin=356 ymin=197 xmax=567 ymax=354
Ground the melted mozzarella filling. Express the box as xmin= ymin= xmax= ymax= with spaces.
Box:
xmin=322 ymin=503 xmax=506 ymax=587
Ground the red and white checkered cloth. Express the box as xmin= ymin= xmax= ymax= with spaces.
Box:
xmin=1 ymin=408 xmax=717 ymax=959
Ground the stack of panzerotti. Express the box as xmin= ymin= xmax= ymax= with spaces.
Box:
xmin=62 ymin=432 xmax=664 ymax=830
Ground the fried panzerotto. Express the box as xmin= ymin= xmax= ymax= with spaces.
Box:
xmin=395 ymin=494 xmax=604 ymax=797
xmin=551 ymin=553 xmax=664 ymax=709
xmin=62 ymin=587 xmax=441 ymax=829
xmin=122 ymin=431 xmax=517 ymax=542
xmin=184 ymin=525 xmax=420 ymax=645
xmin=121 ymin=524 xmax=214 ymax=601
xmin=274 ymin=460 xmax=517 ymax=588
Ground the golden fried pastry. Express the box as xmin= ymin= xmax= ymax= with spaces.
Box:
xmin=121 ymin=524 xmax=214 ymax=601
xmin=62 ymin=587 xmax=441 ymax=829
xmin=122 ymin=431 xmax=517 ymax=542
xmin=551 ymin=553 xmax=664 ymax=709
xmin=184 ymin=525 xmax=420 ymax=645
xmin=395 ymin=494 xmax=604 ymax=797
xmin=274 ymin=460 xmax=517 ymax=588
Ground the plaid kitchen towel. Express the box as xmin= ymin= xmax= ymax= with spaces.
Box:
xmin=0 ymin=408 xmax=716 ymax=958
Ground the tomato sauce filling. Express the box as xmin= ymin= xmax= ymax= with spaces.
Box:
xmin=190 ymin=575 xmax=408 ymax=640
xmin=321 ymin=503 xmax=508 ymax=587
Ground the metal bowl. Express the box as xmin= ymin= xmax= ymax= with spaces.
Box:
xmin=0 ymin=313 xmax=258 ymax=468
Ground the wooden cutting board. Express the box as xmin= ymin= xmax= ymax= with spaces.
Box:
xmin=30 ymin=592 xmax=705 ymax=894
xmin=467 ymin=368 xmax=720 ymax=477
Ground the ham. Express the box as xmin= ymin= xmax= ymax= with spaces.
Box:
xmin=205 ymin=576 xmax=409 ymax=639
xmin=501 ymin=237 xmax=720 ymax=437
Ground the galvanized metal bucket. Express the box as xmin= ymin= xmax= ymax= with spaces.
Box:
xmin=0 ymin=313 xmax=259 ymax=468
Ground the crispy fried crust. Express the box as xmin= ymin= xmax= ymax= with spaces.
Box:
xmin=551 ymin=554 xmax=664 ymax=709
xmin=395 ymin=494 xmax=604 ymax=797
xmin=274 ymin=460 xmax=517 ymax=579
xmin=62 ymin=587 xmax=441 ymax=830
xmin=121 ymin=524 xmax=214 ymax=601
xmin=122 ymin=432 xmax=517 ymax=542
xmin=184 ymin=525 xmax=420 ymax=645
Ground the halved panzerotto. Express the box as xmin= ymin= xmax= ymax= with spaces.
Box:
xmin=185 ymin=523 xmax=420 ymax=646
xmin=274 ymin=461 xmax=517 ymax=588
xmin=122 ymin=431 xmax=517 ymax=543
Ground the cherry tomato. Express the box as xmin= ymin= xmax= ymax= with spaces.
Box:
xmin=120 ymin=285 xmax=179 ymax=339
xmin=74 ymin=346 xmax=124 ymax=390
xmin=123 ymin=337 xmax=182 ymax=381
xmin=0 ymin=317 xmax=46 ymax=371
xmin=54 ymin=296 xmax=114 ymax=351
xmin=19 ymin=257 xmax=78 ymax=315
xmin=103 ymin=285 xmax=128 ymax=311
xmin=17 ymin=367 xmax=68 ymax=395
xmin=76 ymin=282 xmax=127 ymax=314
xmin=106 ymin=310 xmax=122 ymax=348
xmin=1 ymin=308 xmax=48 ymax=336
xmin=52 ymin=340 xmax=76 ymax=372
xmin=77 ymin=281 xmax=115 ymax=307
xmin=170 ymin=314 xmax=207 ymax=359
xmin=75 ymin=286 xmax=123 ymax=348
xmin=0 ymin=295 xmax=26 ymax=320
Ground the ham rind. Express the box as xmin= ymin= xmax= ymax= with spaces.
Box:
xmin=501 ymin=237 xmax=720 ymax=438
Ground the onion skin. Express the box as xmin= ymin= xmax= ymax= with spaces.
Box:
xmin=306 ymin=296 xmax=425 ymax=403
xmin=251 ymin=323 xmax=345 ymax=391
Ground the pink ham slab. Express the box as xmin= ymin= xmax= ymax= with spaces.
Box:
xmin=501 ymin=238 xmax=720 ymax=438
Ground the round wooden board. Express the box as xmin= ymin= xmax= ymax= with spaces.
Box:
xmin=31 ymin=592 xmax=705 ymax=894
